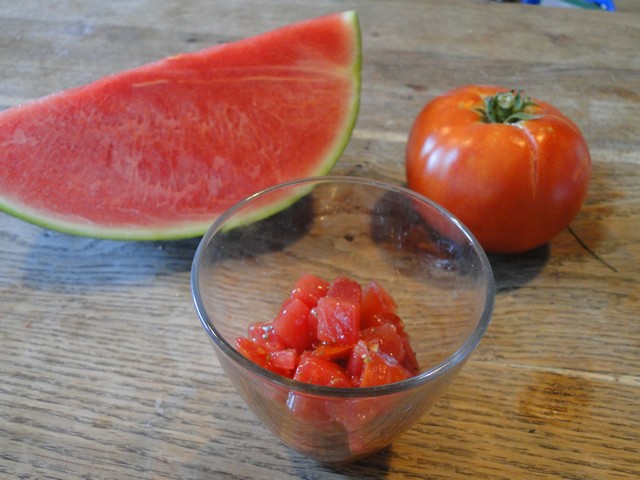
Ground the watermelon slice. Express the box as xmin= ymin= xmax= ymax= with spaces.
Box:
xmin=0 ymin=11 xmax=361 ymax=240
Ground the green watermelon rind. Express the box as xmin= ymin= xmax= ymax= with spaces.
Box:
xmin=0 ymin=11 xmax=362 ymax=241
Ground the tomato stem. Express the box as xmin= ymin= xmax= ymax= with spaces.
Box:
xmin=478 ymin=90 xmax=538 ymax=124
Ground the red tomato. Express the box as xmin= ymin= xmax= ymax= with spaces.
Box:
xmin=315 ymin=296 xmax=360 ymax=345
xmin=346 ymin=340 xmax=370 ymax=382
xmin=361 ymin=311 xmax=405 ymax=333
xmin=361 ymin=323 xmax=406 ymax=363
xmin=267 ymin=349 xmax=299 ymax=372
xmin=284 ymin=392 xmax=332 ymax=425
xmin=235 ymin=337 xmax=268 ymax=369
xmin=235 ymin=274 xmax=421 ymax=387
xmin=313 ymin=343 xmax=354 ymax=361
xmin=236 ymin=337 xmax=291 ymax=377
xmin=360 ymin=281 xmax=397 ymax=325
xmin=327 ymin=276 xmax=362 ymax=303
xmin=400 ymin=331 xmax=420 ymax=375
xmin=290 ymin=273 xmax=330 ymax=308
xmin=405 ymin=85 xmax=591 ymax=253
xmin=272 ymin=297 xmax=314 ymax=352
xmin=359 ymin=352 xmax=412 ymax=387
xmin=248 ymin=321 xmax=285 ymax=352
xmin=294 ymin=353 xmax=352 ymax=387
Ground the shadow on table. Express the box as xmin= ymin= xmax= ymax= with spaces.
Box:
xmin=487 ymin=244 xmax=550 ymax=294
xmin=20 ymin=190 xmax=552 ymax=294
xmin=19 ymin=195 xmax=315 ymax=292
xmin=288 ymin=446 xmax=394 ymax=478
xmin=13 ymin=189 xmax=310 ymax=293
xmin=21 ymin=229 xmax=202 ymax=291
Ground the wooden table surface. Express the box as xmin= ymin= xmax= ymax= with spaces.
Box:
xmin=1 ymin=1 xmax=639 ymax=478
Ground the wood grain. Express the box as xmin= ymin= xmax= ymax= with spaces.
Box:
xmin=1 ymin=0 xmax=639 ymax=478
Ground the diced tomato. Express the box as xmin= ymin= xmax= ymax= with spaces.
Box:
xmin=291 ymin=273 xmax=330 ymax=308
xmin=313 ymin=343 xmax=353 ymax=361
xmin=236 ymin=338 xmax=298 ymax=377
xmin=400 ymin=331 xmax=420 ymax=375
xmin=294 ymin=353 xmax=352 ymax=387
xmin=285 ymin=391 xmax=333 ymax=426
xmin=327 ymin=276 xmax=362 ymax=303
xmin=234 ymin=274 xmax=420 ymax=389
xmin=359 ymin=352 xmax=412 ymax=387
xmin=272 ymin=297 xmax=314 ymax=352
xmin=361 ymin=280 xmax=397 ymax=326
xmin=316 ymin=296 xmax=360 ymax=346
xmin=328 ymin=395 xmax=396 ymax=456
xmin=235 ymin=337 xmax=268 ymax=368
xmin=346 ymin=340 xmax=370 ymax=383
xmin=360 ymin=323 xmax=406 ymax=363
xmin=361 ymin=311 xmax=405 ymax=332
xmin=308 ymin=307 xmax=319 ymax=341
xmin=248 ymin=321 xmax=285 ymax=352
xmin=268 ymin=348 xmax=299 ymax=372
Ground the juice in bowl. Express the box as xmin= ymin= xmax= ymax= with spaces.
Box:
xmin=191 ymin=176 xmax=495 ymax=464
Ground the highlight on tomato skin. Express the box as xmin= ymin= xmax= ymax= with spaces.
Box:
xmin=290 ymin=273 xmax=330 ymax=308
xmin=234 ymin=275 xmax=420 ymax=388
xmin=405 ymin=84 xmax=592 ymax=254
xmin=294 ymin=353 xmax=352 ymax=388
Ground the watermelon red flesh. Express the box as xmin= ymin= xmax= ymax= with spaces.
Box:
xmin=0 ymin=11 xmax=361 ymax=240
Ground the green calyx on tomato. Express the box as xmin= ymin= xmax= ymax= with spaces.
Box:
xmin=478 ymin=89 xmax=538 ymax=124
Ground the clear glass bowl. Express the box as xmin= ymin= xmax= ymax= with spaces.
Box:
xmin=191 ymin=176 xmax=494 ymax=464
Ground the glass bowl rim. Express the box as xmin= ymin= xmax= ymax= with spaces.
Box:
xmin=191 ymin=175 xmax=495 ymax=398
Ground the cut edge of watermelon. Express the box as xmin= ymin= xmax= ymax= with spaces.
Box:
xmin=0 ymin=11 xmax=362 ymax=241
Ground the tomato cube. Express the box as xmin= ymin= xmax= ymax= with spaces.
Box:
xmin=360 ymin=323 xmax=406 ymax=363
xmin=267 ymin=348 xmax=299 ymax=373
xmin=316 ymin=296 xmax=360 ymax=345
xmin=361 ymin=311 xmax=405 ymax=332
xmin=327 ymin=276 xmax=362 ymax=303
xmin=308 ymin=307 xmax=319 ymax=340
xmin=346 ymin=340 xmax=370 ymax=383
xmin=235 ymin=337 xmax=268 ymax=368
xmin=294 ymin=353 xmax=352 ymax=387
xmin=248 ymin=321 xmax=285 ymax=352
xmin=361 ymin=280 xmax=397 ymax=326
xmin=359 ymin=352 xmax=412 ymax=387
xmin=291 ymin=273 xmax=330 ymax=308
xmin=272 ymin=297 xmax=314 ymax=352
xmin=400 ymin=331 xmax=420 ymax=375
xmin=237 ymin=338 xmax=298 ymax=377
xmin=313 ymin=343 xmax=353 ymax=362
